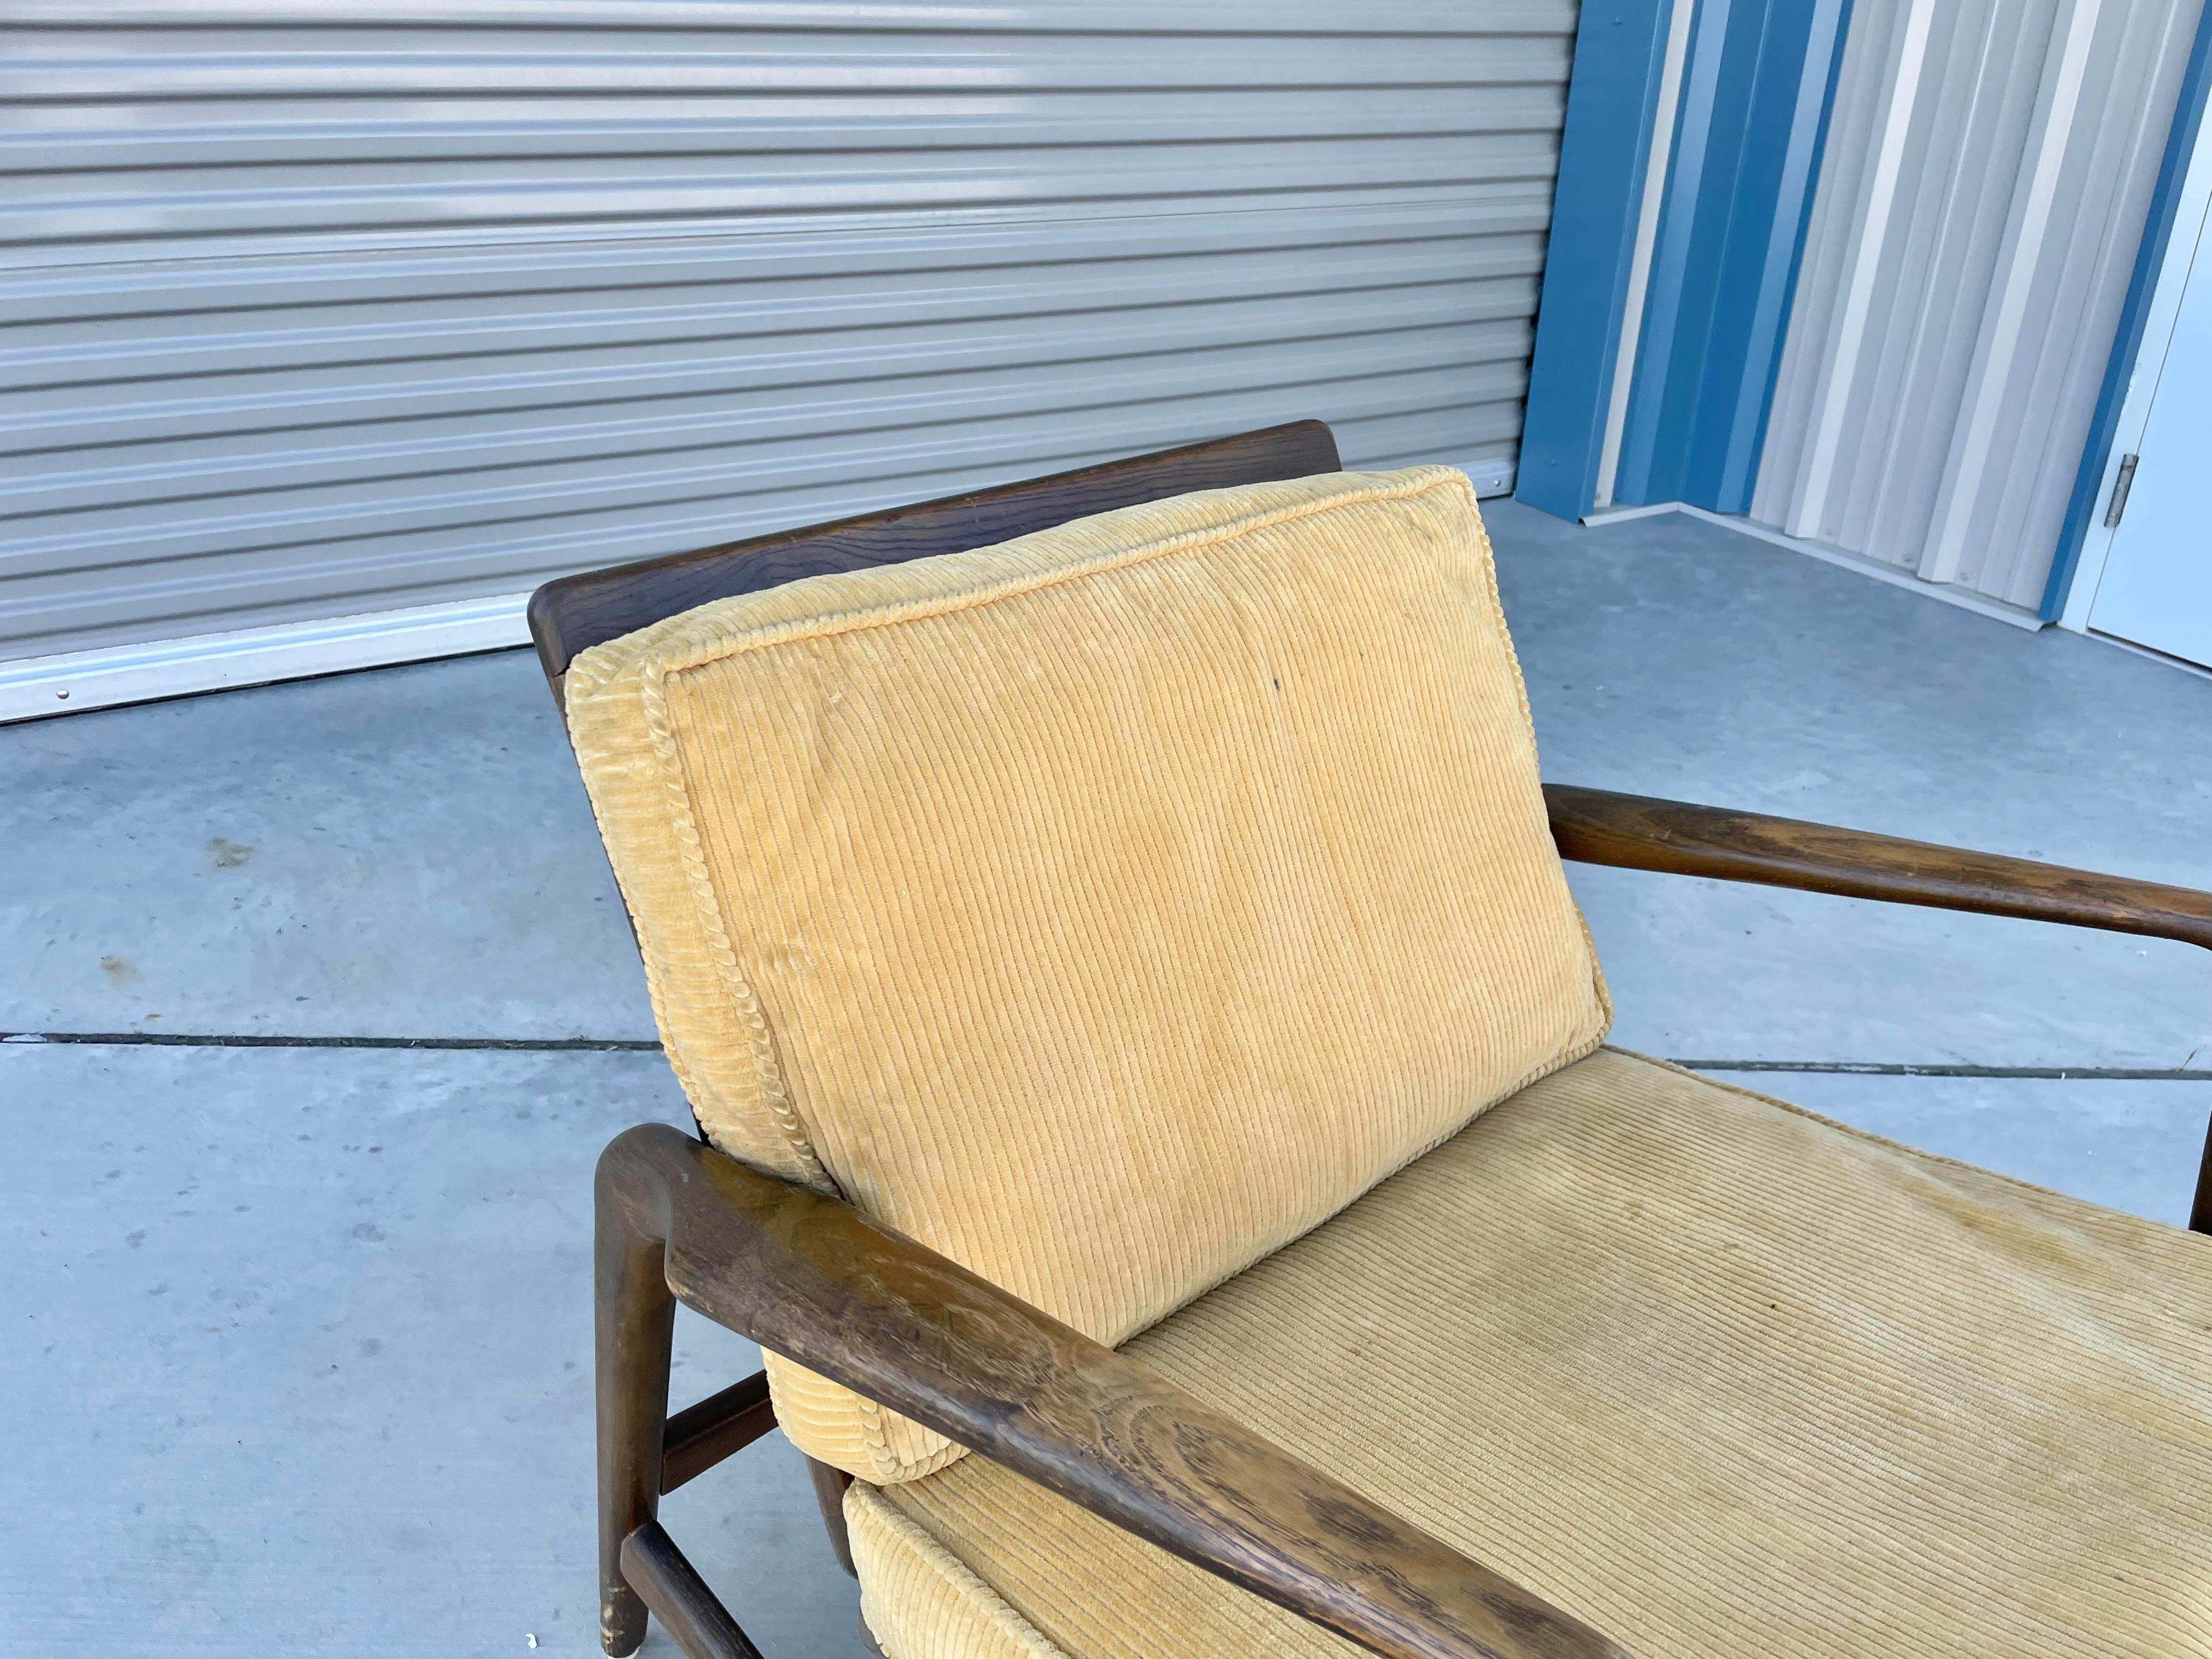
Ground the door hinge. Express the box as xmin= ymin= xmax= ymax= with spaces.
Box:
xmin=2103 ymin=453 xmax=2140 ymax=528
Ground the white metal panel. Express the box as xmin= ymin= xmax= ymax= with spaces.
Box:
xmin=2058 ymin=44 xmax=2212 ymax=633
xmin=0 ymin=2 xmax=1577 ymax=663
xmin=2085 ymin=201 xmax=2212 ymax=664
xmin=1751 ymin=0 xmax=2202 ymax=609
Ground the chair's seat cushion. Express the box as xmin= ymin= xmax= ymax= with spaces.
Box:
xmin=849 ymin=1047 xmax=2212 ymax=1659
xmin=564 ymin=466 xmax=1607 ymax=1481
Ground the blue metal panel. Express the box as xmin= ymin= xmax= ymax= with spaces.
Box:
xmin=1714 ymin=0 xmax=1854 ymax=511
xmin=2041 ymin=0 xmax=2212 ymax=620
xmin=1616 ymin=0 xmax=1853 ymax=512
xmin=1515 ymin=1 xmax=1677 ymax=522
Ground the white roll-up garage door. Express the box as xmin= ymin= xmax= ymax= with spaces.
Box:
xmin=1 ymin=1 xmax=1576 ymax=701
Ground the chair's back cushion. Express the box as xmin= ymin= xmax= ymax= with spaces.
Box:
xmin=565 ymin=466 xmax=1610 ymax=1481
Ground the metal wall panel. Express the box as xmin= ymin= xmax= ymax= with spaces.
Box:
xmin=1750 ymin=0 xmax=2202 ymax=609
xmin=0 ymin=2 xmax=1577 ymax=663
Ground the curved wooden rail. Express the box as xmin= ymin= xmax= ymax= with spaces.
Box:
xmin=531 ymin=420 xmax=1342 ymax=700
xmin=599 ymin=1124 xmax=1635 ymax=1659
xmin=1545 ymin=784 xmax=2212 ymax=952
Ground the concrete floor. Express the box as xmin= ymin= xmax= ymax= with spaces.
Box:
xmin=4 ymin=498 xmax=2209 ymax=1656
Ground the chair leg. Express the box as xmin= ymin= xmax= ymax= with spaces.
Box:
xmin=596 ymin=1128 xmax=864 ymax=1656
xmin=806 ymin=1457 xmax=858 ymax=1577
xmin=598 ymin=1160 xmax=676 ymax=1657
xmin=2191 ymin=1108 xmax=2212 ymax=1236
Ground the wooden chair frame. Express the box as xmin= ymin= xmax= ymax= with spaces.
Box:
xmin=531 ymin=423 xmax=2212 ymax=1659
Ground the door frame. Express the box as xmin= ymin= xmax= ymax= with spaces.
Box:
xmin=2058 ymin=8 xmax=2212 ymax=632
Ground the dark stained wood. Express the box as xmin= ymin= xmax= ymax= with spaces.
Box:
xmin=564 ymin=419 xmax=2212 ymax=1659
xmin=620 ymin=1521 xmax=769 ymax=1659
xmin=1545 ymin=783 xmax=2212 ymax=952
xmin=805 ymin=1457 xmax=858 ymax=1579
xmin=598 ymin=1122 xmax=1636 ymax=1659
xmin=2193 ymin=1124 xmax=2212 ymax=1238
xmin=528 ymin=420 xmax=1342 ymax=703
xmin=596 ymin=1148 xmax=679 ymax=1658
xmin=661 ymin=1372 xmax=776 ymax=1495
xmin=564 ymin=420 xmax=1348 ymax=1652
xmin=1547 ymin=783 xmax=2212 ymax=1234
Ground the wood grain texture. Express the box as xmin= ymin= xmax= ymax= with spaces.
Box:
xmin=620 ymin=1520 xmax=770 ymax=1659
xmin=661 ymin=1372 xmax=775 ymax=1496
xmin=597 ymin=1148 xmax=679 ymax=1655
xmin=1544 ymin=784 xmax=2212 ymax=951
xmin=562 ymin=423 xmax=1348 ymax=1644
xmin=806 ymin=1457 xmax=859 ymax=1579
xmin=596 ymin=1123 xmax=1636 ymax=1659
xmin=529 ymin=420 xmax=1342 ymax=700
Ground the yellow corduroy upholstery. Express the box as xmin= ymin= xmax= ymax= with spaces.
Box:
xmin=868 ymin=1046 xmax=2212 ymax=1659
xmin=563 ymin=467 xmax=1610 ymax=1481
xmin=847 ymin=1481 xmax=1071 ymax=1659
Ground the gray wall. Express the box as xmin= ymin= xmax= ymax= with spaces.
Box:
xmin=2 ymin=1 xmax=1578 ymax=663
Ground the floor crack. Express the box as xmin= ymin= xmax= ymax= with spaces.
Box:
xmin=2 ymin=1033 xmax=2209 ymax=1079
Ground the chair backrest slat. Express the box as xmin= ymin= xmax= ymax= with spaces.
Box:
xmin=528 ymin=421 xmax=1342 ymax=705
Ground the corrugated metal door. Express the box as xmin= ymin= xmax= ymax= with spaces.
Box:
xmin=2 ymin=2 xmax=1576 ymax=668
xmin=1750 ymin=0 xmax=2203 ymax=611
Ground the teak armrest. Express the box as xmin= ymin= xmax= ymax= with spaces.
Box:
xmin=598 ymin=1124 xmax=1633 ymax=1659
xmin=1544 ymin=784 xmax=2212 ymax=952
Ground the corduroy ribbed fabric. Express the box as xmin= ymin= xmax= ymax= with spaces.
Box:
xmin=877 ymin=1047 xmax=2212 ymax=1659
xmin=563 ymin=467 xmax=1610 ymax=1481
xmin=847 ymin=1483 xmax=1071 ymax=1659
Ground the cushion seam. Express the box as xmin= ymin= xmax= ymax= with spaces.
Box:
xmin=1460 ymin=499 xmax=1614 ymax=1036
xmin=576 ymin=466 xmax=1617 ymax=1486
xmin=851 ymin=1483 xmax=1075 ymax=1659
xmin=1600 ymin=1045 xmax=2190 ymax=1223
xmin=577 ymin=466 xmax=1469 ymax=690
xmin=855 ymin=1387 xmax=966 ymax=1482
xmin=582 ymin=471 xmax=1478 ymax=1191
xmin=637 ymin=652 xmax=833 ymax=1186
